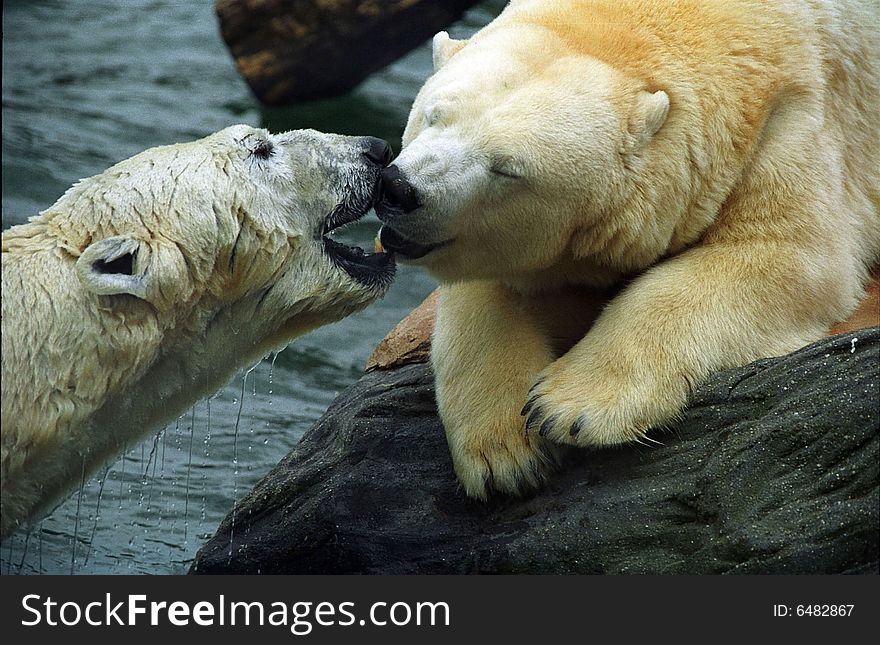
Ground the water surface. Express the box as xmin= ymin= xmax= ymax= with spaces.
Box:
xmin=1 ymin=0 xmax=503 ymax=574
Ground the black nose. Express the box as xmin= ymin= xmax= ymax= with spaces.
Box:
xmin=379 ymin=165 xmax=420 ymax=213
xmin=362 ymin=137 xmax=394 ymax=166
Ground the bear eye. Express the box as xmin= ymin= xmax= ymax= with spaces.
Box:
xmin=488 ymin=156 xmax=522 ymax=179
xmin=490 ymin=166 xmax=521 ymax=179
xmin=250 ymin=139 xmax=275 ymax=160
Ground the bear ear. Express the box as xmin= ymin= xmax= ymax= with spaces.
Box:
xmin=76 ymin=235 xmax=151 ymax=300
xmin=432 ymin=31 xmax=468 ymax=71
xmin=628 ymin=89 xmax=669 ymax=146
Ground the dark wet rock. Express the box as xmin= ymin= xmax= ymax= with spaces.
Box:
xmin=191 ymin=328 xmax=880 ymax=574
xmin=216 ymin=0 xmax=484 ymax=104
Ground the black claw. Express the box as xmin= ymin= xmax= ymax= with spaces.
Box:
xmin=529 ymin=462 xmax=547 ymax=487
xmin=520 ymin=395 xmax=539 ymax=417
xmin=538 ymin=415 xmax=558 ymax=437
xmin=570 ymin=416 xmax=587 ymax=436
xmin=525 ymin=406 xmax=544 ymax=431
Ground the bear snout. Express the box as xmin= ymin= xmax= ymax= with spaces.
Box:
xmin=377 ymin=165 xmax=421 ymax=216
xmin=361 ymin=137 xmax=394 ymax=167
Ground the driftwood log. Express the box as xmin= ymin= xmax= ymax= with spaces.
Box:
xmin=215 ymin=0 xmax=483 ymax=104
xmin=191 ymin=327 xmax=879 ymax=574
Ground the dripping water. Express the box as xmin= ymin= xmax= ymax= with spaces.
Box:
xmin=183 ymin=406 xmax=196 ymax=545
xmin=71 ymin=456 xmax=86 ymax=574
xmin=16 ymin=531 xmax=31 ymax=574
xmin=83 ymin=465 xmax=111 ymax=567
xmin=228 ymin=366 xmax=256 ymax=563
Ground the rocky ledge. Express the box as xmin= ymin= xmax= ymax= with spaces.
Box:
xmin=191 ymin=327 xmax=879 ymax=574
xmin=215 ymin=0 xmax=484 ymax=104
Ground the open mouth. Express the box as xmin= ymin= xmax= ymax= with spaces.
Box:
xmin=376 ymin=225 xmax=447 ymax=260
xmin=320 ymin=199 xmax=395 ymax=288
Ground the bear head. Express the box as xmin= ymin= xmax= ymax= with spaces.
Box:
xmin=376 ymin=25 xmax=669 ymax=285
xmin=50 ymin=125 xmax=395 ymax=344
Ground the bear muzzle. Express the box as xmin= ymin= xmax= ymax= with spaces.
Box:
xmin=377 ymin=165 xmax=421 ymax=215
xmin=375 ymin=165 xmax=452 ymax=260
xmin=362 ymin=137 xmax=394 ymax=167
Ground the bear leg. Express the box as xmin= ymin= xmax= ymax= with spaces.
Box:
xmin=432 ymin=281 xmax=563 ymax=499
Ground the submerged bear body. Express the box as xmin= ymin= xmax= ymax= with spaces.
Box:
xmin=1 ymin=126 xmax=394 ymax=536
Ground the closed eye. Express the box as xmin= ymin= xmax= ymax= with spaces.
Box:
xmin=488 ymin=154 xmax=522 ymax=179
xmin=236 ymin=132 xmax=276 ymax=161
xmin=251 ymin=139 xmax=275 ymax=160
xmin=490 ymin=165 xmax=522 ymax=179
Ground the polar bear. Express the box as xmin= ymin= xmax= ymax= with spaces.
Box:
xmin=1 ymin=125 xmax=395 ymax=537
xmin=375 ymin=0 xmax=880 ymax=499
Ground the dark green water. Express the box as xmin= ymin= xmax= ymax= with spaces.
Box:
xmin=1 ymin=0 xmax=503 ymax=574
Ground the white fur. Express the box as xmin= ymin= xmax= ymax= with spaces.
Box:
xmin=1 ymin=125 xmax=390 ymax=536
xmin=384 ymin=0 xmax=880 ymax=499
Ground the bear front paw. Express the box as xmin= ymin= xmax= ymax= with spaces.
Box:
xmin=448 ymin=426 xmax=564 ymax=501
xmin=521 ymin=364 xmax=681 ymax=448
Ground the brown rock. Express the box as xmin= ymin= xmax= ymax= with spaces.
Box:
xmin=366 ymin=289 xmax=437 ymax=371
xmin=215 ymin=0 xmax=484 ymax=104
xmin=830 ymin=267 xmax=880 ymax=335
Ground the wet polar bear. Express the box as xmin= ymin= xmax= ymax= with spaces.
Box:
xmin=1 ymin=125 xmax=395 ymax=537
xmin=376 ymin=0 xmax=880 ymax=499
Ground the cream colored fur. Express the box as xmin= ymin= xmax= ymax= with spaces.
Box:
xmin=1 ymin=125 xmax=391 ymax=537
xmin=386 ymin=0 xmax=880 ymax=499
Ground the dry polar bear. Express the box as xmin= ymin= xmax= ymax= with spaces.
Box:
xmin=375 ymin=0 xmax=880 ymax=499
xmin=1 ymin=125 xmax=395 ymax=538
